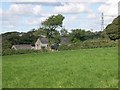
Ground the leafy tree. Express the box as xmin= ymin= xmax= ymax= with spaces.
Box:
xmin=2 ymin=40 xmax=12 ymax=50
xmin=19 ymin=30 xmax=37 ymax=46
xmin=69 ymin=29 xmax=103 ymax=43
xmin=33 ymin=27 xmax=47 ymax=37
xmin=51 ymin=30 xmax=60 ymax=44
xmin=104 ymin=16 xmax=120 ymax=41
xmin=41 ymin=14 xmax=65 ymax=49
xmin=70 ymin=29 xmax=87 ymax=43
xmin=60 ymin=28 xmax=68 ymax=36
xmin=90 ymin=31 xmax=104 ymax=39
xmin=2 ymin=32 xmax=21 ymax=45
xmin=84 ymin=31 xmax=96 ymax=40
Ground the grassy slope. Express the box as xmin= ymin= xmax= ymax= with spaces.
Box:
xmin=2 ymin=47 xmax=118 ymax=88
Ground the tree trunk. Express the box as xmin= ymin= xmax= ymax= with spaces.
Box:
xmin=48 ymin=38 xmax=52 ymax=51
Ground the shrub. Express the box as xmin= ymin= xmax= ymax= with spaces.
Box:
xmin=2 ymin=49 xmax=47 ymax=56
xmin=58 ymin=44 xmax=72 ymax=50
xmin=58 ymin=39 xmax=118 ymax=51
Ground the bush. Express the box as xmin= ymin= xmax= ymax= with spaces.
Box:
xmin=58 ymin=39 xmax=118 ymax=51
xmin=58 ymin=44 xmax=72 ymax=50
xmin=2 ymin=49 xmax=48 ymax=56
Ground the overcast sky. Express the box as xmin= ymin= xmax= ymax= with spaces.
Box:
xmin=0 ymin=0 xmax=119 ymax=33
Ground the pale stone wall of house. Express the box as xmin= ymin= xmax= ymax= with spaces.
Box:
xmin=35 ymin=39 xmax=41 ymax=50
xmin=35 ymin=38 xmax=48 ymax=50
xmin=41 ymin=44 xmax=48 ymax=49
xmin=11 ymin=45 xmax=17 ymax=50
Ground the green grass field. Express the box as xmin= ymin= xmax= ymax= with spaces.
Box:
xmin=2 ymin=47 xmax=118 ymax=88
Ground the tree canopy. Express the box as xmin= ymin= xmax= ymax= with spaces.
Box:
xmin=104 ymin=16 xmax=120 ymax=41
xmin=41 ymin=14 xmax=65 ymax=48
xmin=41 ymin=14 xmax=65 ymax=29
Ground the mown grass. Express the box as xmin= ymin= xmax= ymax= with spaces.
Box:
xmin=2 ymin=47 xmax=118 ymax=88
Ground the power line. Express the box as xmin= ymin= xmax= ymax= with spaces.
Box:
xmin=104 ymin=15 xmax=116 ymax=17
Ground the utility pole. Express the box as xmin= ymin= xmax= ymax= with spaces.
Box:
xmin=101 ymin=12 xmax=104 ymax=31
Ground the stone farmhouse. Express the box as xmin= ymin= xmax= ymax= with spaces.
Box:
xmin=35 ymin=37 xmax=48 ymax=50
xmin=34 ymin=36 xmax=70 ymax=50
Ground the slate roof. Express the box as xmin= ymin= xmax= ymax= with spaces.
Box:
xmin=37 ymin=37 xmax=69 ymax=45
xmin=60 ymin=37 xmax=70 ymax=44
xmin=12 ymin=44 xmax=33 ymax=50
xmin=39 ymin=37 xmax=48 ymax=44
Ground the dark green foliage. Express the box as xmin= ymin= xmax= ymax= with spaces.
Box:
xmin=41 ymin=14 xmax=65 ymax=47
xmin=58 ymin=45 xmax=72 ymax=50
xmin=2 ymin=49 xmax=48 ymax=56
xmin=82 ymin=39 xmax=117 ymax=48
xmin=42 ymin=14 xmax=64 ymax=28
xmin=70 ymin=29 xmax=86 ymax=42
xmin=33 ymin=27 xmax=47 ymax=37
xmin=19 ymin=30 xmax=38 ymax=45
xmin=2 ymin=40 xmax=12 ymax=50
xmin=51 ymin=30 xmax=61 ymax=44
xmin=104 ymin=16 xmax=120 ymax=41
xmin=60 ymin=28 xmax=68 ymax=36
xmin=2 ymin=32 xmax=21 ymax=45
xmin=58 ymin=39 xmax=118 ymax=50
xmin=69 ymin=29 xmax=102 ymax=43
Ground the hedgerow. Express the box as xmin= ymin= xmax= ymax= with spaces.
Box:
xmin=2 ymin=49 xmax=48 ymax=56
xmin=58 ymin=39 xmax=118 ymax=50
